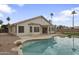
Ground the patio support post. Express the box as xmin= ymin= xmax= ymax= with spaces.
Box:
xmin=16 ymin=24 xmax=18 ymax=36
xmin=48 ymin=26 xmax=49 ymax=34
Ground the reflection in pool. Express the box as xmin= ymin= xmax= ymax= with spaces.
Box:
xmin=22 ymin=36 xmax=79 ymax=55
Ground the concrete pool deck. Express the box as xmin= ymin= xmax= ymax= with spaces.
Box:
xmin=0 ymin=33 xmax=20 ymax=55
xmin=15 ymin=34 xmax=65 ymax=43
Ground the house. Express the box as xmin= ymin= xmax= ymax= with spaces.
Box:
xmin=9 ymin=16 xmax=54 ymax=36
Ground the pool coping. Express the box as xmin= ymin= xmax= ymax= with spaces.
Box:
xmin=18 ymin=45 xmax=23 ymax=55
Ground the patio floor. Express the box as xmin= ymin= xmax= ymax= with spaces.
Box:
xmin=0 ymin=33 xmax=20 ymax=55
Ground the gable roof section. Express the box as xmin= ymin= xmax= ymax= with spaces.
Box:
xmin=28 ymin=23 xmax=40 ymax=25
xmin=12 ymin=16 xmax=53 ymax=26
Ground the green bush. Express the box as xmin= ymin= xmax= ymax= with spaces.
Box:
xmin=67 ymin=35 xmax=72 ymax=38
xmin=64 ymin=32 xmax=79 ymax=36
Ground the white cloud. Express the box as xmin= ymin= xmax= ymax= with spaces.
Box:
xmin=74 ymin=7 xmax=79 ymax=11
xmin=53 ymin=15 xmax=69 ymax=22
xmin=53 ymin=7 xmax=79 ymax=21
xmin=0 ymin=13 xmax=4 ymax=18
xmin=60 ymin=7 xmax=79 ymax=17
xmin=60 ymin=10 xmax=72 ymax=16
xmin=52 ymin=7 xmax=79 ymax=26
xmin=53 ymin=15 xmax=72 ymax=26
xmin=0 ymin=4 xmax=16 ymax=14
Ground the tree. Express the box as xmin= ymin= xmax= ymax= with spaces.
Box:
xmin=0 ymin=20 xmax=3 ymax=32
xmin=50 ymin=13 xmax=53 ymax=19
xmin=0 ymin=20 xmax=3 ymax=25
xmin=6 ymin=17 xmax=10 ymax=24
xmin=71 ymin=10 xmax=77 ymax=52
xmin=6 ymin=17 xmax=11 ymax=33
xmin=0 ymin=20 xmax=3 ymax=28
xmin=50 ymin=13 xmax=54 ymax=33
xmin=57 ymin=25 xmax=63 ymax=29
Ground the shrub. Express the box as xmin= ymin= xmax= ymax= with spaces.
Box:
xmin=67 ymin=34 xmax=72 ymax=38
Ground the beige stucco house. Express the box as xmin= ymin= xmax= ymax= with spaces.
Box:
xmin=9 ymin=16 xmax=54 ymax=36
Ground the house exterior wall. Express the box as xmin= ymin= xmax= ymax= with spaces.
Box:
xmin=16 ymin=17 xmax=50 ymax=36
xmin=49 ymin=26 xmax=55 ymax=34
xmin=16 ymin=24 xmax=42 ymax=36
xmin=16 ymin=24 xmax=29 ymax=36
xmin=9 ymin=25 xmax=17 ymax=35
xmin=28 ymin=25 xmax=42 ymax=35
xmin=9 ymin=17 xmax=53 ymax=36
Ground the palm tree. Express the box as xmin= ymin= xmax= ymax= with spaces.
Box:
xmin=6 ymin=17 xmax=10 ymax=33
xmin=0 ymin=20 xmax=3 ymax=27
xmin=50 ymin=13 xmax=54 ymax=32
xmin=50 ymin=13 xmax=53 ymax=19
xmin=0 ymin=20 xmax=3 ymax=32
xmin=6 ymin=17 xmax=10 ymax=24
xmin=71 ymin=10 xmax=77 ymax=52
xmin=0 ymin=20 xmax=3 ymax=25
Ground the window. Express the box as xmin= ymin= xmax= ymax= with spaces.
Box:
xmin=30 ymin=26 xmax=32 ymax=32
xmin=34 ymin=27 xmax=39 ymax=32
xmin=18 ymin=26 xmax=24 ymax=33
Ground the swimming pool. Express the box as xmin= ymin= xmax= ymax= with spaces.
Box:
xmin=22 ymin=36 xmax=79 ymax=55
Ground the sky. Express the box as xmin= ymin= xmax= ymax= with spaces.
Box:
xmin=0 ymin=4 xmax=79 ymax=26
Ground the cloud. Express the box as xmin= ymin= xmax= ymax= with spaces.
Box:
xmin=53 ymin=15 xmax=69 ymax=22
xmin=0 ymin=13 xmax=4 ymax=18
xmin=53 ymin=11 xmax=71 ymax=22
xmin=74 ymin=7 xmax=79 ymax=11
xmin=53 ymin=15 xmax=72 ymax=26
xmin=53 ymin=7 xmax=79 ymax=21
xmin=60 ymin=7 xmax=79 ymax=17
xmin=0 ymin=4 xmax=16 ymax=14
xmin=52 ymin=7 xmax=79 ymax=26
xmin=60 ymin=10 xmax=72 ymax=16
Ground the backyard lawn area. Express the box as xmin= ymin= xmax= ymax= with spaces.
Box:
xmin=64 ymin=32 xmax=79 ymax=36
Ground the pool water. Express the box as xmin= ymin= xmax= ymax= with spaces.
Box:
xmin=22 ymin=36 xmax=79 ymax=55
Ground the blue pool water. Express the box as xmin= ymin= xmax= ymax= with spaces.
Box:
xmin=22 ymin=36 xmax=79 ymax=55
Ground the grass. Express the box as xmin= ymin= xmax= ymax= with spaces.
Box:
xmin=63 ymin=32 xmax=79 ymax=36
